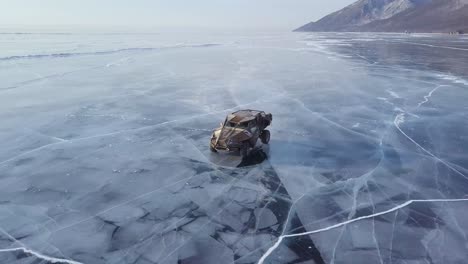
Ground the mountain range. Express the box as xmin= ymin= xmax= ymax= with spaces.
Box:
xmin=295 ymin=0 xmax=468 ymax=33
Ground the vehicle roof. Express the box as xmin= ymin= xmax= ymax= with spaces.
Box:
xmin=227 ymin=110 xmax=264 ymax=123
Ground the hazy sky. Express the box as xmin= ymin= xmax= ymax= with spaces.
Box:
xmin=0 ymin=0 xmax=355 ymax=31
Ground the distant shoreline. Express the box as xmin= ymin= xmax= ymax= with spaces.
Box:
xmin=293 ymin=30 xmax=465 ymax=35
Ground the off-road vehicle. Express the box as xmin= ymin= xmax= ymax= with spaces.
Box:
xmin=210 ymin=110 xmax=272 ymax=156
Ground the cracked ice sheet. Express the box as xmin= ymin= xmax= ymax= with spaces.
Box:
xmin=1 ymin=32 xmax=468 ymax=264
xmin=0 ymin=125 xmax=296 ymax=263
xmin=262 ymin=200 xmax=468 ymax=264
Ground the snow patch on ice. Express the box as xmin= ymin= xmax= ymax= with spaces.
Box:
xmin=437 ymin=74 xmax=468 ymax=86
xmin=386 ymin=90 xmax=401 ymax=98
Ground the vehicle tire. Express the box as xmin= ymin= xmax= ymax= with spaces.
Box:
xmin=240 ymin=142 xmax=250 ymax=157
xmin=265 ymin=114 xmax=272 ymax=126
xmin=210 ymin=145 xmax=218 ymax=153
xmin=260 ymin=130 xmax=271 ymax=144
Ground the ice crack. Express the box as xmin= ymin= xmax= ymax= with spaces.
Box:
xmin=52 ymin=176 xmax=193 ymax=233
xmin=291 ymin=97 xmax=379 ymax=142
xmin=257 ymin=198 xmax=468 ymax=264
xmin=0 ymin=93 xmax=285 ymax=167
xmin=0 ymin=226 xmax=82 ymax=264
xmin=394 ymin=113 xmax=468 ymax=179
xmin=0 ymin=247 xmax=83 ymax=264
xmin=388 ymin=40 xmax=468 ymax=51
xmin=417 ymin=85 xmax=447 ymax=108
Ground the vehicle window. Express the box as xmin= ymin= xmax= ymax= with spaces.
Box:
xmin=226 ymin=122 xmax=248 ymax=128
xmin=238 ymin=122 xmax=249 ymax=128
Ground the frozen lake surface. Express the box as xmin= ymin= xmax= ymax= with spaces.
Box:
xmin=1 ymin=32 xmax=468 ymax=264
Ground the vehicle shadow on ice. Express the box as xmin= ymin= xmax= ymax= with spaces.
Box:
xmin=208 ymin=145 xmax=270 ymax=168
xmin=207 ymin=143 xmax=326 ymax=263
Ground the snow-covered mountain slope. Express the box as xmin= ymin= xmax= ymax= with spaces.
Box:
xmin=362 ymin=0 xmax=468 ymax=32
xmin=295 ymin=0 xmax=431 ymax=31
xmin=295 ymin=0 xmax=468 ymax=33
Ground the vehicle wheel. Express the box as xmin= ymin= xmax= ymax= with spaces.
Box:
xmin=210 ymin=145 xmax=218 ymax=153
xmin=260 ymin=130 xmax=271 ymax=144
xmin=240 ymin=142 xmax=250 ymax=157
